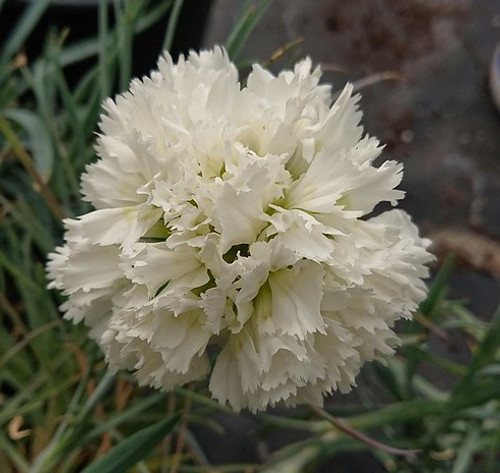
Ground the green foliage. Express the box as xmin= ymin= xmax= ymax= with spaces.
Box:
xmin=225 ymin=0 xmax=271 ymax=62
xmin=1 ymin=1 xmax=500 ymax=472
xmin=80 ymin=413 xmax=181 ymax=473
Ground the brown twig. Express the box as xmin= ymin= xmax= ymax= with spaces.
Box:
xmin=351 ymin=70 xmax=405 ymax=92
xmin=310 ymin=405 xmax=421 ymax=458
xmin=262 ymin=38 xmax=304 ymax=68
xmin=330 ymin=70 xmax=404 ymax=101
xmin=414 ymin=311 xmax=449 ymax=341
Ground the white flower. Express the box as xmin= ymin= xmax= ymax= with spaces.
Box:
xmin=47 ymin=46 xmax=433 ymax=412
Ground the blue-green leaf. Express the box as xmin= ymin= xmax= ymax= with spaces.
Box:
xmin=225 ymin=0 xmax=271 ymax=61
xmin=4 ymin=109 xmax=54 ymax=180
xmin=81 ymin=413 xmax=181 ymax=473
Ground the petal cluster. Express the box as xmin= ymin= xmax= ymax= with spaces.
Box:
xmin=47 ymin=47 xmax=432 ymax=411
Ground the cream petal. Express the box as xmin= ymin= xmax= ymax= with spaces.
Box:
xmin=50 ymin=241 xmax=123 ymax=294
xmin=66 ymin=206 xmax=162 ymax=248
xmin=265 ymin=207 xmax=335 ymax=262
xmin=122 ymin=242 xmax=208 ymax=298
xmin=210 ymin=329 xmax=272 ymax=411
xmin=266 ymin=261 xmax=327 ymax=338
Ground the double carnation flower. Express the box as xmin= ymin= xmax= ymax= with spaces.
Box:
xmin=47 ymin=47 xmax=432 ymax=411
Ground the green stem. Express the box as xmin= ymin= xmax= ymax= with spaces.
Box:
xmin=163 ymin=0 xmax=184 ymax=53
xmin=311 ymin=405 xmax=421 ymax=458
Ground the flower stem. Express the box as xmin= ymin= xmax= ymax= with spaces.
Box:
xmin=310 ymin=405 xmax=421 ymax=458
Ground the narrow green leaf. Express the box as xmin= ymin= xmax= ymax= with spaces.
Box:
xmin=78 ymin=391 xmax=168 ymax=445
xmin=53 ymin=67 xmax=85 ymax=152
xmin=114 ymin=0 xmax=133 ymax=92
xmin=410 ymin=346 xmax=468 ymax=376
xmin=419 ymin=254 xmax=454 ymax=316
xmin=451 ymin=428 xmax=480 ymax=473
xmin=0 ymin=370 xmax=78 ymax=425
xmin=261 ymin=443 xmax=322 ymax=473
xmin=76 ymin=371 xmax=115 ymax=423
xmin=10 ymin=1 xmax=174 ymax=99
xmin=0 ymin=0 xmax=50 ymax=63
xmin=486 ymin=422 xmax=500 ymax=472
xmin=370 ymin=358 xmax=406 ymax=401
xmin=0 ymin=320 xmax=60 ymax=368
xmin=0 ymin=193 xmax=55 ymax=255
xmin=175 ymin=386 xmax=234 ymax=414
xmin=452 ymin=379 xmax=500 ymax=411
xmin=479 ymin=364 xmax=500 ymax=376
xmin=3 ymin=109 xmax=54 ymax=180
xmin=58 ymin=37 xmax=103 ymax=71
xmin=98 ymin=0 xmax=112 ymax=100
xmin=81 ymin=413 xmax=181 ymax=473
xmin=0 ymin=432 xmax=30 ymax=473
xmin=261 ymin=436 xmax=362 ymax=473
xmin=135 ymin=0 xmax=175 ymax=35
xmin=440 ymin=301 xmax=488 ymax=339
xmin=163 ymin=0 xmax=183 ymax=52
xmin=346 ymin=399 xmax=447 ymax=431
xmin=225 ymin=0 xmax=272 ymax=61
xmin=0 ymin=249 xmax=41 ymax=292
xmin=453 ymin=307 xmax=500 ymax=400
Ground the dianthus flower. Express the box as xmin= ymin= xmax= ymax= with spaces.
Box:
xmin=47 ymin=47 xmax=432 ymax=412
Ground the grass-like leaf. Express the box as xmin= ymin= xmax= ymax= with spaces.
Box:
xmin=0 ymin=0 xmax=50 ymax=65
xmin=163 ymin=0 xmax=183 ymax=52
xmin=3 ymin=109 xmax=54 ymax=180
xmin=225 ymin=0 xmax=271 ymax=61
xmin=452 ymin=307 xmax=500 ymax=402
xmin=80 ymin=412 xmax=181 ymax=473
